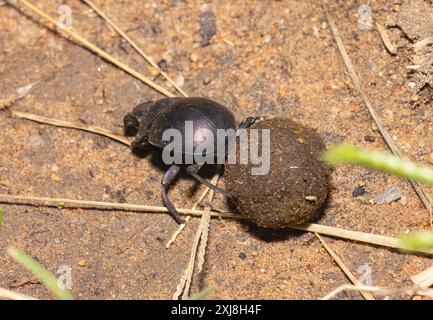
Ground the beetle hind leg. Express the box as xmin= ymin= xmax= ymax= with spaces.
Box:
xmin=186 ymin=163 xmax=232 ymax=198
xmin=161 ymin=164 xmax=185 ymax=224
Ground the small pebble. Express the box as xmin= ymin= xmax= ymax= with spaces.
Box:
xmin=25 ymin=135 xmax=45 ymax=151
xmin=263 ymin=34 xmax=272 ymax=43
xmin=190 ymin=52 xmax=199 ymax=62
xmin=50 ymin=173 xmax=61 ymax=182
xmin=157 ymin=59 xmax=167 ymax=71
xmin=374 ymin=186 xmax=403 ymax=204
xmin=259 ymin=268 xmax=266 ymax=273
xmin=78 ymin=259 xmax=87 ymax=267
xmin=250 ymin=243 xmax=259 ymax=251
xmin=352 ymin=186 xmax=366 ymax=198
xmin=305 ymin=195 xmax=317 ymax=201
xmin=239 ymin=252 xmax=247 ymax=260
xmin=175 ymin=74 xmax=185 ymax=87
xmin=364 ymin=135 xmax=375 ymax=142
xmin=203 ymin=77 xmax=212 ymax=85
xmin=199 ymin=10 xmax=217 ymax=46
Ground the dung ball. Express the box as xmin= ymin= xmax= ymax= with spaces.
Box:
xmin=225 ymin=117 xmax=331 ymax=228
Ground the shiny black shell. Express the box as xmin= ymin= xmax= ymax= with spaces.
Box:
xmin=143 ymin=97 xmax=236 ymax=156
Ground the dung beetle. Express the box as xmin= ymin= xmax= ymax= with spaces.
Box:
xmin=124 ymin=97 xmax=258 ymax=224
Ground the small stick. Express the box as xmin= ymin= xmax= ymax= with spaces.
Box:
xmin=196 ymin=173 xmax=221 ymax=274
xmin=174 ymin=173 xmax=219 ymax=300
xmin=411 ymin=265 xmax=433 ymax=289
xmin=165 ymin=188 xmax=208 ymax=248
xmin=11 ymin=110 xmax=131 ymax=146
xmin=322 ymin=0 xmax=433 ymax=224
xmin=0 ymin=81 xmax=39 ymax=110
xmin=81 ymin=0 xmax=188 ymax=97
xmin=0 ymin=287 xmax=38 ymax=300
xmin=11 ymin=0 xmax=175 ymax=98
xmin=0 ymin=193 xmax=238 ymax=219
xmin=165 ymin=171 xmax=216 ymax=248
xmin=321 ymin=283 xmax=433 ymax=300
xmin=413 ymin=36 xmax=433 ymax=51
xmin=316 ymin=233 xmax=375 ymax=300
xmin=375 ymin=20 xmax=397 ymax=55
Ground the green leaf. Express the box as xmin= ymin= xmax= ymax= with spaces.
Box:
xmin=323 ymin=144 xmax=433 ymax=185
xmin=7 ymin=247 xmax=75 ymax=300
xmin=188 ymin=286 xmax=214 ymax=300
xmin=399 ymin=231 xmax=433 ymax=251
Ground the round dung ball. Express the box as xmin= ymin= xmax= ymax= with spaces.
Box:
xmin=225 ymin=117 xmax=331 ymax=228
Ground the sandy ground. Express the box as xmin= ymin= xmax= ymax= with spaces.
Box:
xmin=0 ymin=0 xmax=432 ymax=299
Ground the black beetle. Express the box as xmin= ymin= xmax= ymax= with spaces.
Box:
xmin=124 ymin=97 xmax=258 ymax=224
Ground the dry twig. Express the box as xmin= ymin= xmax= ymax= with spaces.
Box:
xmin=81 ymin=0 xmax=188 ymax=97
xmin=0 ymin=193 xmax=237 ymax=218
xmin=0 ymin=287 xmax=38 ymax=300
xmin=12 ymin=110 xmax=131 ymax=146
xmin=321 ymin=283 xmax=433 ymax=300
xmin=0 ymin=81 xmax=39 ymax=110
xmin=375 ymin=20 xmax=397 ymax=55
xmin=173 ymin=173 xmax=219 ymax=300
xmin=411 ymin=265 xmax=433 ymax=289
xmin=9 ymin=0 xmax=175 ymax=98
xmin=165 ymin=186 xmax=209 ymax=248
xmin=316 ymin=233 xmax=375 ymax=300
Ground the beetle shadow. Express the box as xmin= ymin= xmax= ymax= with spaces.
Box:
xmin=131 ymin=145 xmax=219 ymax=190
xmin=226 ymin=192 xmax=330 ymax=242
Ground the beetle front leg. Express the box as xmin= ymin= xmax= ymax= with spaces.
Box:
xmin=161 ymin=164 xmax=185 ymax=224
xmin=186 ymin=163 xmax=232 ymax=198
xmin=237 ymin=116 xmax=261 ymax=137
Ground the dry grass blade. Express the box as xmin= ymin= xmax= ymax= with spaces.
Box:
xmin=181 ymin=192 xmax=215 ymax=299
xmin=175 ymin=173 xmax=219 ymax=300
xmin=321 ymin=283 xmax=433 ymax=300
xmin=81 ymin=0 xmax=187 ymax=97
xmin=11 ymin=110 xmax=131 ymax=146
xmin=411 ymin=265 xmax=433 ymax=289
xmin=172 ymin=206 xmax=212 ymax=300
xmin=321 ymin=0 xmax=433 ymax=223
xmin=165 ymin=186 xmax=210 ymax=248
xmin=165 ymin=215 xmax=191 ymax=249
xmin=0 ymin=81 xmax=39 ymax=110
xmin=11 ymin=0 xmax=175 ymax=98
xmin=321 ymin=284 xmax=386 ymax=300
xmin=2 ymin=193 xmax=433 ymax=254
xmin=195 ymin=173 xmax=221 ymax=275
xmin=0 ymin=193 xmax=239 ymax=219
xmin=375 ymin=20 xmax=397 ymax=55
xmin=0 ymin=287 xmax=38 ymax=300
xmin=293 ymin=223 xmax=433 ymax=254
xmin=413 ymin=36 xmax=433 ymax=51
xmin=316 ymin=233 xmax=375 ymax=300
